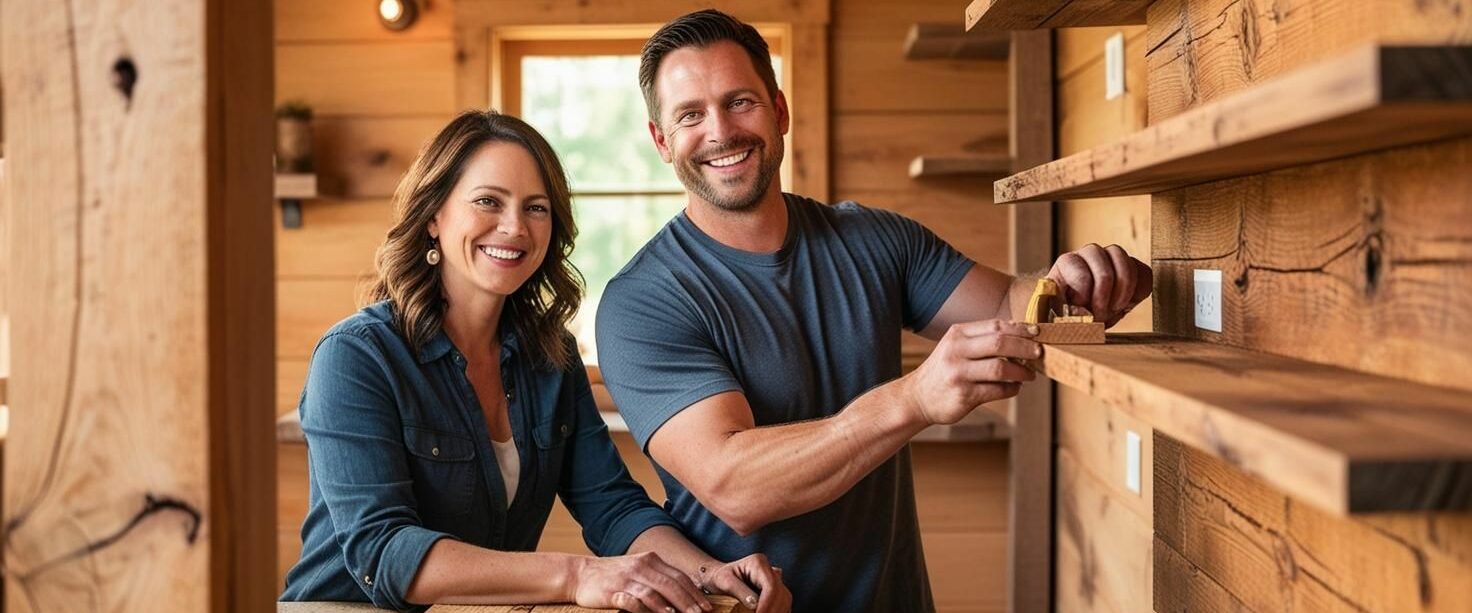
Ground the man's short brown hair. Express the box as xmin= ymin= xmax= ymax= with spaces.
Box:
xmin=639 ymin=9 xmax=780 ymax=125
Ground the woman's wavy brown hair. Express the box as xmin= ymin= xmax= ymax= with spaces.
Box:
xmin=366 ymin=110 xmax=583 ymax=370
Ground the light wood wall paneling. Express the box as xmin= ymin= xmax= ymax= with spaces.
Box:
xmin=458 ymin=0 xmax=831 ymax=26
xmin=832 ymin=113 xmax=1009 ymax=191
xmin=912 ymin=442 xmax=1010 ymax=534
xmin=3 ymin=0 xmax=276 ymax=609
xmin=1145 ymin=0 xmax=1472 ymax=124
xmin=275 ymin=199 xmax=395 ymax=279
xmin=277 ymin=359 xmax=310 ymax=416
xmin=923 ymin=532 xmax=1010 ymax=613
xmin=788 ymin=24 xmax=830 ymax=201
xmin=1054 ymin=447 xmax=1152 ymax=613
xmin=1155 ymin=433 xmax=1472 ymax=613
xmin=312 ymin=116 xmax=447 ymax=199
xmin=1055 ymin=27 xmax=1147 ymax=156
xmin=276 ymin=42 xmax=456 ymax=116
xmin=277 ymin=278 xmax=368 ymax=360
xmin=275 ymin=0 xmax=454 ymax=42
xmin=1151 ymin=137 xmax=1472 ymax=393
xmin=1007 ymin=28 xmax=1055 ymax=613
xmin=277 ymin=442 xmax=310 ymax=590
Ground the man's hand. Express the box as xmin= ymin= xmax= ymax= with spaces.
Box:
xmin=902 ymin=319 xmax=1040 ymax=426
xmin=698 ymin=553 xmax=792 ymax=613
xmin=1047 ymin=243 xmax=1153 ymax=327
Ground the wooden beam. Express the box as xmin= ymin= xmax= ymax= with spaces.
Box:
xmin=966 ymin=0 xmax=1148 ymax=32
xmin=458 ymin=0 xmax=831 ymax=26
xmin=1006 ymin=29 xmax=1055 ymax=613
xmin=996 ymin=44 xmax=1472 ymax=204
xmin=903 ymin=23 xmax=1009 ymax=60
xmin=2 ymin=0 xmax=276 ymax=611
xmin=908 ymin=154 xmax=1012 ymax=178
xmin=1035 ymin=334 xmax=1472 ymax=514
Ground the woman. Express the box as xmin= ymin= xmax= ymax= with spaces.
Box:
xmin=280 ymin=110 xmax=790 ymax=613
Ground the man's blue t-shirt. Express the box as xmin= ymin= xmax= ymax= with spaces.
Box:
xmin=595 ymin=194 xmax=975 ymax=613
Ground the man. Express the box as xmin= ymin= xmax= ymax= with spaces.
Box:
xmin=596 ymin=9 xmax=1151 ymax=612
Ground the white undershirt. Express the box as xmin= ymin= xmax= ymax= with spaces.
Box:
xmin=490 ymin=436 xmax=519 ymax=508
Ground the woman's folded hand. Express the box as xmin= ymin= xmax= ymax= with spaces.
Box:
xmin=571 ymin=551 xmax=712 ymax=613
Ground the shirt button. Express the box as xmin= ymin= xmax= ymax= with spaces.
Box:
xmin=431 ymin=447 xmax=440 ymax=457
xmin=560 ymin=424 xmax=570 ymax=436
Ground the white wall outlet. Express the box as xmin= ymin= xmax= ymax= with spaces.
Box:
xmin=1125 ymin=430 xmax=1142 ymax=495
xmin=1105 ymin=32 xmax=1125 ymax=100
xmin=1194 ymin=269 xmax=1223 ymax=332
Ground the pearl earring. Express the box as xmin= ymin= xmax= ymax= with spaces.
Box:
xmin=426 ymin=238 xmax=441 ymax=265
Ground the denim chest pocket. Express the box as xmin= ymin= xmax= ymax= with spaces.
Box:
xmin=532 ymin=417 xmax=572 ymax=449
xmin=403 ymin=426 xmax=478 ymax=520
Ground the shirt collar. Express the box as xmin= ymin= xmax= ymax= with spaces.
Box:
xmin=415 ymin=325 xmax=521 ymax=364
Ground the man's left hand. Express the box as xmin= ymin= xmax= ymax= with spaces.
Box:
xmin=1046 ymin=243 xmax=1153 ymax=327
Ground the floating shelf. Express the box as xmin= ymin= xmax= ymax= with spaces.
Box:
xmin=995 ymin=44 xmax=1472 ymax=204
xmin=903 ymin=23 xmax=1009 ymax=60
xmin=964 ymin=0 xmax=1148 ymax=32
xmin=1035 ymin=333 xmax=1472 ymax=514
xmin=909 ymin=154 xmax=1012 ymax=179
xmin=275 ymin=172 xmax=319 ymax=229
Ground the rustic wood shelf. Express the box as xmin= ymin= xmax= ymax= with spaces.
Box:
xmin=1035 ymin=333 xmax=1472 ymax=514
xmin=964 ymin=0 xmax=1148 ymax=32
xmin=995 ymin=44 xmax=1472 ymax=204
xmin=275 ymin=172 xmax=319 ymax=229
xmin=903 ymin=23 xmax=1009 ymax=60
xmin=909 ymin=154 xmax=1012 ymax=178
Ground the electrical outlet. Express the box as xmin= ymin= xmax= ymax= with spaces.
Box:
xmin=1105 ymin=32 xmax=1125 ymax=100
xmin=1194 ymin=269 xmax=1222 ymax=332
xmin=1125 ymin=430 xmax=1142 ymax=495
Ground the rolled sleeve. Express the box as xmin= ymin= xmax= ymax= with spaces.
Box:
xmin=300 ymin=331 xmax=456 ymax=611
xmin=556 ymin=354 xmax=681 ymax=556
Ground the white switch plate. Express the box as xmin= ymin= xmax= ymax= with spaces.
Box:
xmin=1194 ymin=269 xmax=1223 ymax=332
xmin=1125 ymin=430 xmax=1142 ymax=495
xmin=1105 ymin=32 xmax=1125 ymax=100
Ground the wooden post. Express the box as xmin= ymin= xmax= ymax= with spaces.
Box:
xmin=1007 ymin=29 xmax=1055 ymax=613
xmin=1 ymin=1 xmax=276 ymax=611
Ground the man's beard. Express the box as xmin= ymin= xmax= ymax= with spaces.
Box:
xmin=675 ymin=135 xmax=783 ymax=212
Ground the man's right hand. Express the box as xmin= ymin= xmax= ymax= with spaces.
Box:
xmin=570 ymin=551 xmax=712 ymax=613
xmin=902 ymin=319 xmax=1040 ymax=426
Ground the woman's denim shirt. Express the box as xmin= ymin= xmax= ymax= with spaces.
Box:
xmin=280 ymin=302 xmax=677 ymax=611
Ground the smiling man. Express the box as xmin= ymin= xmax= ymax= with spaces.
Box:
xmin=595 ymin=9 xmax=1153 ymax=612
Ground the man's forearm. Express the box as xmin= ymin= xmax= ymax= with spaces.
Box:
xmin=627 ymin=525 xmax=717 ymax=578
xmin=701 ymin=376 xmax=928 ymax=534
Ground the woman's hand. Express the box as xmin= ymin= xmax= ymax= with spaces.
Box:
xmin=570 ymin=551 xmax=712 ymax=613
xmin=698 ymin=553 xmax=792 ymax=613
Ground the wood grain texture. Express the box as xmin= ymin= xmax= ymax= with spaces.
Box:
xmin=834 ymin=113 xmax=1008 ymax=191
xmin=310 ymin=116 xmax=446 ymax=198
xmin=966 ymin=0 xmax=1149 ymax=32
xmin=1155 ymin=433 xmax=1472 ymax=613
xmin=997 ymin=44 xmax=1472 ymax=204
xmin=833 ymin=27 xmax=1009 ymax=113
xmin=1007 ymin=28 xmax=1055 ymax=613
xmin=1151 ymin=136 xmax=1472 ymax=393
xmin=1055 ymin=27 xmax=1148 ymax=157
xmin=1035 ymin=321 xmax=1105 ymax=344
xmin=1038 ymin=334 xmax=1472 ymax=513
xmin=904 ymin=23 xmax=1010 ymax=60
xmin=457 ymin=0 xmax=831 ymax=26
xmin=277 ymin=441 xmax=309 ymax=590
xmin=3 ymin=0 xmax=276 ymax=611
xmin=277 ymin=278 xmax=367 ymax=359
xmin=788 ymin=24 xmax=830 ymax=201
xmin=275 ymin=199 xmax=394 ymax=279
xmin=1055 ymin=447 xmax=1152 ymax=613
xmin=276 ymin=42 xmax=456 ymax=116
xmin=1146 ymin=0 xmax=1472 ymax=124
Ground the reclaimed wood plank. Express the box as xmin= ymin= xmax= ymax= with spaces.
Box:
xmin=996 ymin=44 xmax=1472 ymax=204
xmin=1037 ymin=334 xmax=1472 ymax=513
xmin=904 ymin=23 xmax=1009 ymax=60
xmin=909 ymin=154 xmax=1013 ymax=178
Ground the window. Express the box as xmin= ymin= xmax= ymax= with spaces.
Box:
xmin=500 ymin=32 xmax=785 ymax=362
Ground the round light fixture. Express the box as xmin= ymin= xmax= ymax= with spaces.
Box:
xmin=378 ymin=0 xmax=417 ymax=31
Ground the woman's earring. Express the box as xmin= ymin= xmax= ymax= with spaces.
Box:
xmin=426 ymin=239 xmax=441 ymax=266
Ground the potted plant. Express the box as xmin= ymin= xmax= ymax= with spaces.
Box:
xmin=275 ymin=101 xmax=314 ymax=173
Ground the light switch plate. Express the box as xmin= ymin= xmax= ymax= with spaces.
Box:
xmin=1194 ymin=269 xmax=1223 ymax=332
xmin=1125 ymin=430 xmax=1142 ymax=495
xmin=1105 ymin=32 xmax=1125 ymax=100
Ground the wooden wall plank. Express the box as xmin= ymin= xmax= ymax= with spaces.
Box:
xmin=1145 ymin=0 xmax=1472 ymax=124
xmin=1155 ymin=433 xmax=1472 ymax=613
xmin=277 ymin=278 xmax=366 ymax=360
xmin=1056 ymin=27 xmax=1146 ymax=157
xmin=924 ymin=532 xmax=1011 ymax=613
xmin=275 ymin=199 xmax=394 ymax=279
xmin=457 ymin=0 xmax=831 ymax=26
xmin=278 ymin=358 xmax=309 ymax=416
xmin=276 ymin=42 xmax=456 ymax=116
xmin=275 ymin=0 xmax=454 ymax=42
xmin=312 ymin=116 xmax=446 ymax=198
xmin=833 ymin=113 xmax=1008 ymax=191
xmin=836 ymin=189 xmax=1009 ymax=268
xmin=1056 ymin=388 xmax=1152 ymax=520
xmin=832 ymin=34 xmax=1009 ymax=113
xmin=1055 ymin=447 xmax=1152 ymax=613
xmin=4 ymin=0 xmax=275 ymax=610
xmin=967 ymin=0 xmax=1150 ymax=32
xmin=788 ymin=24 xmax=830 ymax=201
xmin=277 ymin=442 xmax=309 ymax=590
xmin=912 ymin=442 xmax=1010 ymax=534
xmin=1152 ymin=136 xmax=1472 ymax=393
